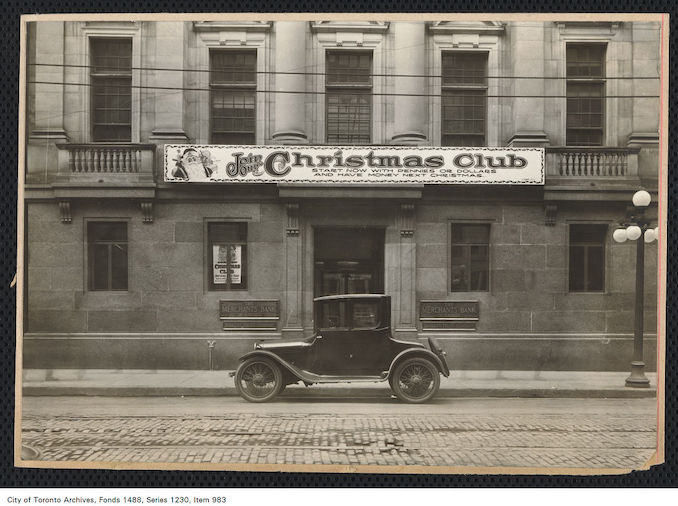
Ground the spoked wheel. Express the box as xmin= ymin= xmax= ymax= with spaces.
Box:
xmin=391 ymin=358 xmax=440 ymax=403
xmin=234 ymin=357 xmax=283 ymax=402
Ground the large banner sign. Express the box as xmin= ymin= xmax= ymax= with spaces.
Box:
xmin=164 ymin=145 xmax=544 ymax=185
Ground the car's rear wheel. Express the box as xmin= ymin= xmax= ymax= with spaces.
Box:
xmin=391 ymin=357 xmax=440 ymax=403
xmin=234 ymin=357 xmax=283 ymax=402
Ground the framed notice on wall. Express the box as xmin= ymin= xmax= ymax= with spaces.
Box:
xmin=212 ymin=244 xmax=242 ymax=286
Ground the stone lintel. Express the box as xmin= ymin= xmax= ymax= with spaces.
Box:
xmin=193 ymin=21 xmax=272 ymax=32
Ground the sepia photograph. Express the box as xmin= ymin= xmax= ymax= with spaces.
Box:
xmin=16 ymin=13 xmax=668 ymax=474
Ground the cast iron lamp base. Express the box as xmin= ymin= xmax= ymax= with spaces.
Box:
xmin=625 ymin=361 xmax=650 ymax=388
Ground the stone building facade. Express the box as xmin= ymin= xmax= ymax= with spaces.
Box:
xmin=23 ymin=19 xmax=661 ymax=371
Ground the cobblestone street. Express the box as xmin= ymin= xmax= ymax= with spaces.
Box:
xmin=20 ymin=397 xmax=658 ymax=470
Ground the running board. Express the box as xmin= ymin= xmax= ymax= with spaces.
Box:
xmin=298 ymin=372 xmax=389 ymax=384
xmin=236 ymin=350 xmax=390 ymax=384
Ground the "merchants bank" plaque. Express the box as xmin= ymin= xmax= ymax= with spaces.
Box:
xmin=219 ymin=299 xmax=280 ymax=331
xmin=419 ymin=300 xmax=480 ymax=331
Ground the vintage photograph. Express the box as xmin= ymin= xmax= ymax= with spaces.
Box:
xmin=17 ymin=14 xmax=667 ymax=473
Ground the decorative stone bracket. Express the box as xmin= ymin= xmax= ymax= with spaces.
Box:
xmin=286 ymin=202 xmax=300 ymax=236
xmin=544 ymin=204 xmax=557 ymax=226
xmin=141 ymin=202 xmax=154 ymax=223
xmin=58 ymin=201 xmax=71 ymax=224
xmin=399 ymin=203 xmax=415 ymax=237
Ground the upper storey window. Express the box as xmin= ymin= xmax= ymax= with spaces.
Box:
xmin=210 ymin=50 xmax=257 ymax=145
xmin=90 ymin=38 xmax=132 ymax=142
xmin=326 ymin=51 xmax=372 ymax=144
xmin=566 ymin=44 xmax=606 ymax=146
xmin=441 ymin=52 xmax=488 ymax=147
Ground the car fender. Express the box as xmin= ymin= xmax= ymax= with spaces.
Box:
xmin=388 ymin=348 xmax=450 ymax=378
xmin=237 ymin=350 xmax=308 ymax=383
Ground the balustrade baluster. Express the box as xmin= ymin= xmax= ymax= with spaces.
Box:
xmin=613 ymin=153 xmax=619 ymax=176
xmin=599 ymin=152 xmax=610 ymax=176
xmin=565 ymin=153 xmax=571 ymax=176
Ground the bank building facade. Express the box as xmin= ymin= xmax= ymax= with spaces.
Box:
xmin=23 ymin=19 xmax=661 ymax=373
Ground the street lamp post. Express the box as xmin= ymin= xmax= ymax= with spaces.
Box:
xmin=612 ymin=190 xmax=657 ymax=388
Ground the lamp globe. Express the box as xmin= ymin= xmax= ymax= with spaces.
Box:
xmin=632 ymin=190 xmax=651 ymax=207
xmin=644 ymin=229 xmax=656 ymax=243
xmin=626 ymin=225 xmax=642 ymax=241
xmin=612 ymin=228 xmax=628 ymax=243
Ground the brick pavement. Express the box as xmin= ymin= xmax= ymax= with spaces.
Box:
xmin=21 ymin=411 xmax=657 ymax=470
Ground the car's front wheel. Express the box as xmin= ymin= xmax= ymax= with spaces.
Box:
xmin=390 ymin=357 xmax=440 ymax=403
xmin=234 ymin=357 xmax=283 ymax=402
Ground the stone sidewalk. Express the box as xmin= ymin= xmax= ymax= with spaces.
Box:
xmin=22 ymin=369 xmax=658 ymax=398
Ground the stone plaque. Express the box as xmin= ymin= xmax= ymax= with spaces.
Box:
xmin=420 ymin=300 xmax=479 ymax=331
xmin=220 ymin=299 xmax=279 ymax=331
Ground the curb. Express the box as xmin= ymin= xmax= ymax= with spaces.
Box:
xmin=22 ymin=386 xmax=657 ymax=398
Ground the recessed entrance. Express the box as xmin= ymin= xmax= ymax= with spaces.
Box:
xmin=314 ymin=227 xmax=385 ymax=297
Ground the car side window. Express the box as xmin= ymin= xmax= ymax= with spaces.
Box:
xmin=351 ymin=302 xmax=381 ymax=329
xmin=320 ymin=301 xmax=347 ymax=329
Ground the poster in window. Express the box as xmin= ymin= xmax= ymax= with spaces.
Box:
xmin=212 ymin=244 xmax=242 ymax=285
xmin=229 ymin=245 xmax=242 ymax=284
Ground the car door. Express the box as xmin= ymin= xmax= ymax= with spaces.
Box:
xmin=311 ymin=299 xmax=351 ymax=374
xmin=347 ymin=300 xmax=390 ymax=374
xmin=311 ymin=298 xmax=390 ymax=375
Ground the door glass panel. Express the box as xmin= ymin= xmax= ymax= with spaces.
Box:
xmin=347 ymin=273 xmax=371 ymax=294
xmin=314 ymin=228 xmax=385 ymax=297
xmin=322 ymin=273 xmax=344 ymax=296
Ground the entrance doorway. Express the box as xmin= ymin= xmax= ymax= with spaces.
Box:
xmin=314 ymin=228 xmax=385 ymax=297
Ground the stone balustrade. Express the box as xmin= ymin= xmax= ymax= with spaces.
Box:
xmin=545 ymin=147 xmax=640 ymax=179
xmin=56 ymin=143 xmax=156 ymax=180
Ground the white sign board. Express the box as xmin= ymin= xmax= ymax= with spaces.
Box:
xmin=213 ymin=244 xmax=242 ymax=285
xmin=164 ymin=145 xmax=544 ymax=185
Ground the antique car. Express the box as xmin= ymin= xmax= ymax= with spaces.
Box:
xmin=232 ymin=294 xmax=450 ymax=403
